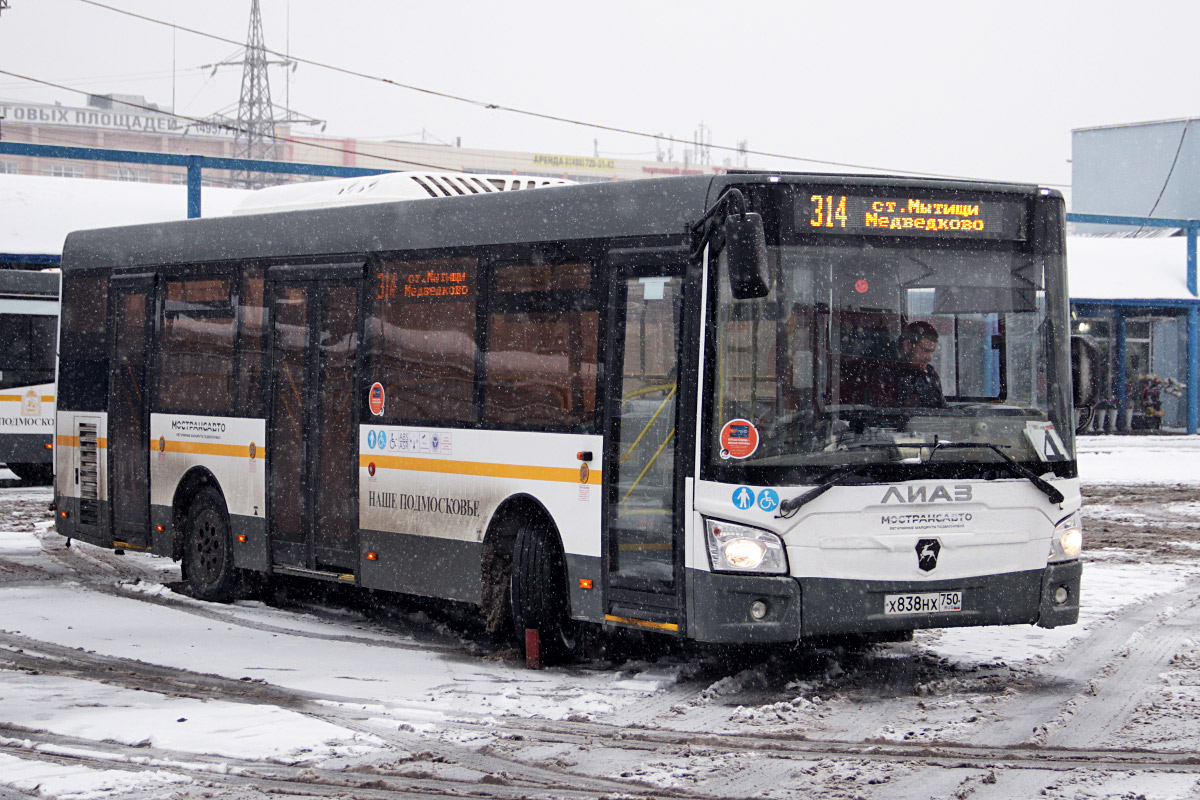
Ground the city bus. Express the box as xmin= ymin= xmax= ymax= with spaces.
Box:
xmin=54 ymin=170 xmax=1086 ymax=660
xmin=0 ymin=269 xmax=58 ymax=484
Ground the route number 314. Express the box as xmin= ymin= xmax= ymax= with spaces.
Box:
xmin=809 ymin=194 xmax=848 ymax=229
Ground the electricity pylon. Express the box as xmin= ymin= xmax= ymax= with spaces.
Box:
xmin=231 ymin=0 xmax=278 ymax=187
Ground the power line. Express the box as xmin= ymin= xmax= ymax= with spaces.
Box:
xmin=74 ymin=0 xmax=1061 ymax=185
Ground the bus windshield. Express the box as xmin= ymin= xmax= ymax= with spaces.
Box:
xmin=706 ymin=232 xmax=1074 ymax=480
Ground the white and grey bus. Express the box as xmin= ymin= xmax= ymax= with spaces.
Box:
xmin=0 ymin=268 xmax=58 ymax=484
xmin=54 ymin=170 xmax=1087 ymax=660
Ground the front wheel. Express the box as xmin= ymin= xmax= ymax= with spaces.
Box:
xmin=510 ymin=518 xmax=577 ymax=664
xmin=182 ymin=488 xmax=238 ymax=602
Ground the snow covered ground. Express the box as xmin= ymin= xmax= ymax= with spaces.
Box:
xmin=0 ymin=436 xmax=1198 ymax=799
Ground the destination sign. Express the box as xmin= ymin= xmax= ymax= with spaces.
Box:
xmin=796 ymin=192 xmax=1027 ymax=240
xmin=376 ymin=258 xmax=475 ymax=303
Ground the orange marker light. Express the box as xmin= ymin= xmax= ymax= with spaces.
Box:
xmin=236 ymin=534 xmax=247 ymax=543
xmin=579 ymin=578 xmax=593 ymax=589
xmin=155 ymin=524 xmax=165 ymax=532
xmin=59 ymin=510 xmax=68 ymax=519
xmin=44 ymin=443 xmax=53 ymax=450
xmin=366 ymin=552 xmax=379 ymax=561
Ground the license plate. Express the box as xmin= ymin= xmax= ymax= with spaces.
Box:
xmin=884 ymin=591 xmax=963 ymax=615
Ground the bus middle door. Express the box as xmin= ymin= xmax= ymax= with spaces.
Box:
xmin=266 ymin=265 xmax=362 ymax=577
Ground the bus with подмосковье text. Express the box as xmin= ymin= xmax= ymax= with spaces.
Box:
xmin=0 ymin=268 xmax=57 ymax=484
xmin=51 ymin=169 xmax=1090 ymax=662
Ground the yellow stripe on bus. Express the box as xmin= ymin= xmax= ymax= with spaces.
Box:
xmin=161 ymin=441 xmax=253 ymax=458
xmin=604 ymin=614 xmax=680 ymax=632
xmin=361 ymin=454 xmax=602 ymax=485
xmin=0 ymin=395 xmax=54 ymax=402
xmin=56 ymin=435 xmax=108 ymax=449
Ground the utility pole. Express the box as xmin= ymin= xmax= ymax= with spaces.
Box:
xmin=232 ymin=0 xmax=277 ymax=187
xmin=201 ymin=0 xmax=322 ymax=187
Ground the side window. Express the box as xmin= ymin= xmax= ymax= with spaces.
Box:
xmin=365 ymin=256 xmax=478 ymax=423
xmin=155 ymin=276 xmax=235 ymax=414
xmin=58 ymin=272 xmax=109 ymax=410
xmin=236 ymin=267 xmax=267 ymax=417
xmin=483 ymin=261 xmax=599 ymax=430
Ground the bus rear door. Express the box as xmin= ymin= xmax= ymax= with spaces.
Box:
xmin=108 ymin=274 xmax=156 ymax=549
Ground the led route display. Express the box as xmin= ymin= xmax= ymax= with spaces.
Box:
xmin=796 ymin=192 xmax=1028 ymax=240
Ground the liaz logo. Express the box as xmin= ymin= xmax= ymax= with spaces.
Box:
xmin=881 ymin=484 xmax=972 ymax=504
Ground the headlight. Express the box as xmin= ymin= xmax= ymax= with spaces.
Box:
xmin=1050 ymin=512 xmax=1083 ymax=562
xmin=705 ymin=519 xmax=788 ymax=574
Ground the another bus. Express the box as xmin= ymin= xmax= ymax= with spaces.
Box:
xmin=0 ymin=269 xmax=58 ymax=484
xmin=54 ymin=171 xmax=1085 ymax=659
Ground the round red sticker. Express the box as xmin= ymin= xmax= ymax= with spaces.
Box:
xmin=855 ymin=279 xmax=869 ymax=293
xmin=369 ymin=382 xmax=386 ymax=416
xmin=719 ymin=419 xmax=759 ymax=460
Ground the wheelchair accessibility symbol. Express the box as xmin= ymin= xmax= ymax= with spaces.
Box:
xmin=757 ymin=489 xmax=779 ymax=512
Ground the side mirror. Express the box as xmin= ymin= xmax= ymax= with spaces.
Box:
xmin=1071 ymin=334 xmax=1100 ymax=408
xmin=724 ymin=212 xmax=769 ymax=300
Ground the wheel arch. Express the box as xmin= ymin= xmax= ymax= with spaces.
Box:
xmin=170 ymin=466 xmax=226 ymax=560
xmin=479 ymin=493 xmax=566 ymax=635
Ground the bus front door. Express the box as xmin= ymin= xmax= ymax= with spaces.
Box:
xmin=108 ymin=274 xmax=156 ymax=550
xmin=267 ymin=274 xmax=360 ymax=575
xmin=604 ymin=270 xmax=686 ymax=634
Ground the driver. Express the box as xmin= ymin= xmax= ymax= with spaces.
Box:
xmin=892 ymin=321 xmax=946 ymax=408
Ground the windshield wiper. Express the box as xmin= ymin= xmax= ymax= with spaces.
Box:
xmin=927 ymin=441 xmax=1064 ymax=505
xmin=776 ymin=463 xmax=876 ymax=519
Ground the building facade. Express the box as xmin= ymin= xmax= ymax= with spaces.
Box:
xmin=1071 ymin=119 xmax=1200 ymax=432
xmin=0 ymin=95 xmax=731 ymax=188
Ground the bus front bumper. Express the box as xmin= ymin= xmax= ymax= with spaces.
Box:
xmin=687 ymin=560 xmax=1082 ymax=644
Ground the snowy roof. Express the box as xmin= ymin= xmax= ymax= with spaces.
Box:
xmin=1067 ymin=236 xmax=1196 ymax=302
xmin=0 ymin=173 xmax=248 ymax=257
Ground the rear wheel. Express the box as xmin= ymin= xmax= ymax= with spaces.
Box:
xmin=182 ymin=488 xmax=238 ymax=602
xmin=510 ymin=517 xmax=577 ymax=663
xmin=7 ymin=463 xmax=52 ymax=485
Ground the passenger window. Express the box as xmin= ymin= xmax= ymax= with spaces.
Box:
xmin=156 ymin=277 xmax=235 ymax=414
xmin=484 ymin=260 xmax=598 ymax=429
xmin=366 ymin=257 xmax=478 ymax=423
xmin=236 ymin=268 xmax=267 ymax=417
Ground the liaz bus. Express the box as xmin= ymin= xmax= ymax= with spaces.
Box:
xmin=54 ymin=170 xmax=1087 ymax=661
xmin=0 ymin=269 xmax=58 ymax=484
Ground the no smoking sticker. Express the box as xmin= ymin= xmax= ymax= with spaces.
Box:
xmin=719 ymin=419 xmax=759 ymax=460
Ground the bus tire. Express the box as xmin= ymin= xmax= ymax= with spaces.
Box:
xmin=182 ymin=488 xmax=238 ymax=603
xmin=510 ymin=518 xmax=577 ymax=664
xmin=7 ymin=463 xmax=52 ymax=485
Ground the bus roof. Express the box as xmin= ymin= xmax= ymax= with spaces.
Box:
xmin=0 ymin=268 xmax=60 ymax=297
xmin=60 ymin=172 xmax=1048 ymax=273
xmin=62 ymin=175 xmax=717 ymax=271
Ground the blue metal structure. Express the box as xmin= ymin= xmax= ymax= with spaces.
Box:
xmin=1067 ymin=212 xmax=1200 ymax=434
xmin=0 ymin=142 xmax=390 ymax=218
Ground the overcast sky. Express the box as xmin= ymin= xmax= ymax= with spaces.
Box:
xmin=1 ymin=0 xmax=1196 ymax=193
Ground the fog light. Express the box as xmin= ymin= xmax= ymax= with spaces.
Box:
xmin=750 ymin=600 xmax=768 ymax=620
xmin=1054 ymin=586 xmax=1069 ymax=605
